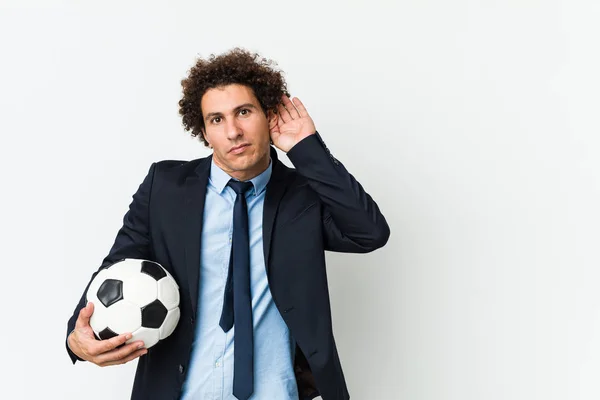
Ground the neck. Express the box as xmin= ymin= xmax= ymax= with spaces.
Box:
xmin=218 ymin=157 xmax=270 ymax=182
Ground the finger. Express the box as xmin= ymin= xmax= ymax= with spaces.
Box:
xmin=282 ymin=95 xmax=300 ymax=119
xmin=100 ymin=347 xmax=148 ymax=367
xmin=87 ymin=332 xmax=133 ymax=356
xmin=277 ymin=103 xmax=292 ymax=124
xmin=94 ymin=340 xmax=145 ymax=365
xmin=292 ymin=97 xmax=309 ymax=118
xmin=277 ymin=113 xmax=288 ymax=134
xmin=75 ymin=302 xmax=94 ymax=329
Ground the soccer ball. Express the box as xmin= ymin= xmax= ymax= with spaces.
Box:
xmin=86 ymin=258 xmax=180 ymax=349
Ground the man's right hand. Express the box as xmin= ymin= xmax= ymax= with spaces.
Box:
xmin=68 ymin=302 xmax=147 ymax=367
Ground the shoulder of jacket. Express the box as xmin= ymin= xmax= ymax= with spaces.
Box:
xmin=152 ymin=157 xmax=208 ymax=173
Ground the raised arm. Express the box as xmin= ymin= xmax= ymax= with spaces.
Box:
xmin=271 ymin=95 xmax=390 ymax=252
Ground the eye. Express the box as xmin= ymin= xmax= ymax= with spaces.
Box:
xmin=239 ymin=108 xmax=250 ymax=116
xmin=211 ymin=116 xmax=222 ymax=124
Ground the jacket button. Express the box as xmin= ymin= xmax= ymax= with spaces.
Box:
xmin=178 ymin=365 xmax=184 ymax=374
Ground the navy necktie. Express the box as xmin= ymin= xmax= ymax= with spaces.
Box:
xmin=219 ymin=179 xmax=254 ymax=400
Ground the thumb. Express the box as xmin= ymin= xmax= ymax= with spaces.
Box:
xmin=76 ymin=301 xmax=94 ymax=328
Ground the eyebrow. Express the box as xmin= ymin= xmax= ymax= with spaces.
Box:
xmin=204 ymin=103 xmax=258 ymax=121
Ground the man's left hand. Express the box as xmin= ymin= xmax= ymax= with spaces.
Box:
xmin=269 ymin=95 xmax=316 ymax=152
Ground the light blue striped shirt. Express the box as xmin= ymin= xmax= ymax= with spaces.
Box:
xmin=181 ymin=159 xmax=298 ymax=400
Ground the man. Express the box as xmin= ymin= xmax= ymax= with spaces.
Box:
xmin=66 ymin=48 xmax=390 ymax=400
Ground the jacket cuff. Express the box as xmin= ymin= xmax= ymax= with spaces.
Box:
xmin=286 ymin=131 xmax=340 ymax=167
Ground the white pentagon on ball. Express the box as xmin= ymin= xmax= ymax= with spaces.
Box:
xmin=86 ymin=258 xmax=181 ymax=349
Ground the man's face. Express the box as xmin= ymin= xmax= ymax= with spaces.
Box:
xmin=201 ymin=84 xmax=276 ymax=181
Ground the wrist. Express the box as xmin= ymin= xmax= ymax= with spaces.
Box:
xmin=66 ymin=328 xmax=86 ymax=363
xmin=286 ymin=132 xmax=316 ymax=153
xmin=67 ymin=330 xmax=76 ymax=350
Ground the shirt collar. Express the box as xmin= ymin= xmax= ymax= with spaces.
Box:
xmin=209 ymin=157 xmax=272 ymax=196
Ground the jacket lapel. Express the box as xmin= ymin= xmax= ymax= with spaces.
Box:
xmin=183 ymin=156 xmax=211 ymax=316
xmin=263 ymin=147 xmax=290 ymax=276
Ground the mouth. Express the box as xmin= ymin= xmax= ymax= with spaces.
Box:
xmin=229 ymin=144 xmax=250 ymax=154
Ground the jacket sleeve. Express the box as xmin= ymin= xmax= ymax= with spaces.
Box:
xmin=65 ymin=163 xmax=157 ymax=363
xmin=286 ymin=132 xmax=390 ymax=253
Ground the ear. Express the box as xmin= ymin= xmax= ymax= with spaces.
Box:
xmin=201 ymin=128 xmax=212 ymax=148
xmin=267 ymin=109 xmax=278 ymax=130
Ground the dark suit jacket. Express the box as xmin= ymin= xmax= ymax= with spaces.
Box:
xmin=66 ymin=132 xmax=390 ymax=400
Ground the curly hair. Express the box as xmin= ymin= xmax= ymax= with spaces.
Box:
xmin=178 ymin=48 xmax=289 ymax=146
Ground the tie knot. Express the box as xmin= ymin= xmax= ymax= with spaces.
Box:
xmin=227 ymin=179 xmax=253 ymax=195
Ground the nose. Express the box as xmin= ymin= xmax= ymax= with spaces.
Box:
xmin=225 ymin=117 xmax=242 ymax=140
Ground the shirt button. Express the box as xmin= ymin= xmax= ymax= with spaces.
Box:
xmin=215 ymin=360 xmax=221 ymax=368
xmin=178 ymin=365 xmax=184 ymax=374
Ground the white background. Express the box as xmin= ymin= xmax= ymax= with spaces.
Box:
xmin=1 ymin=0 xmax=599 ymax=399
